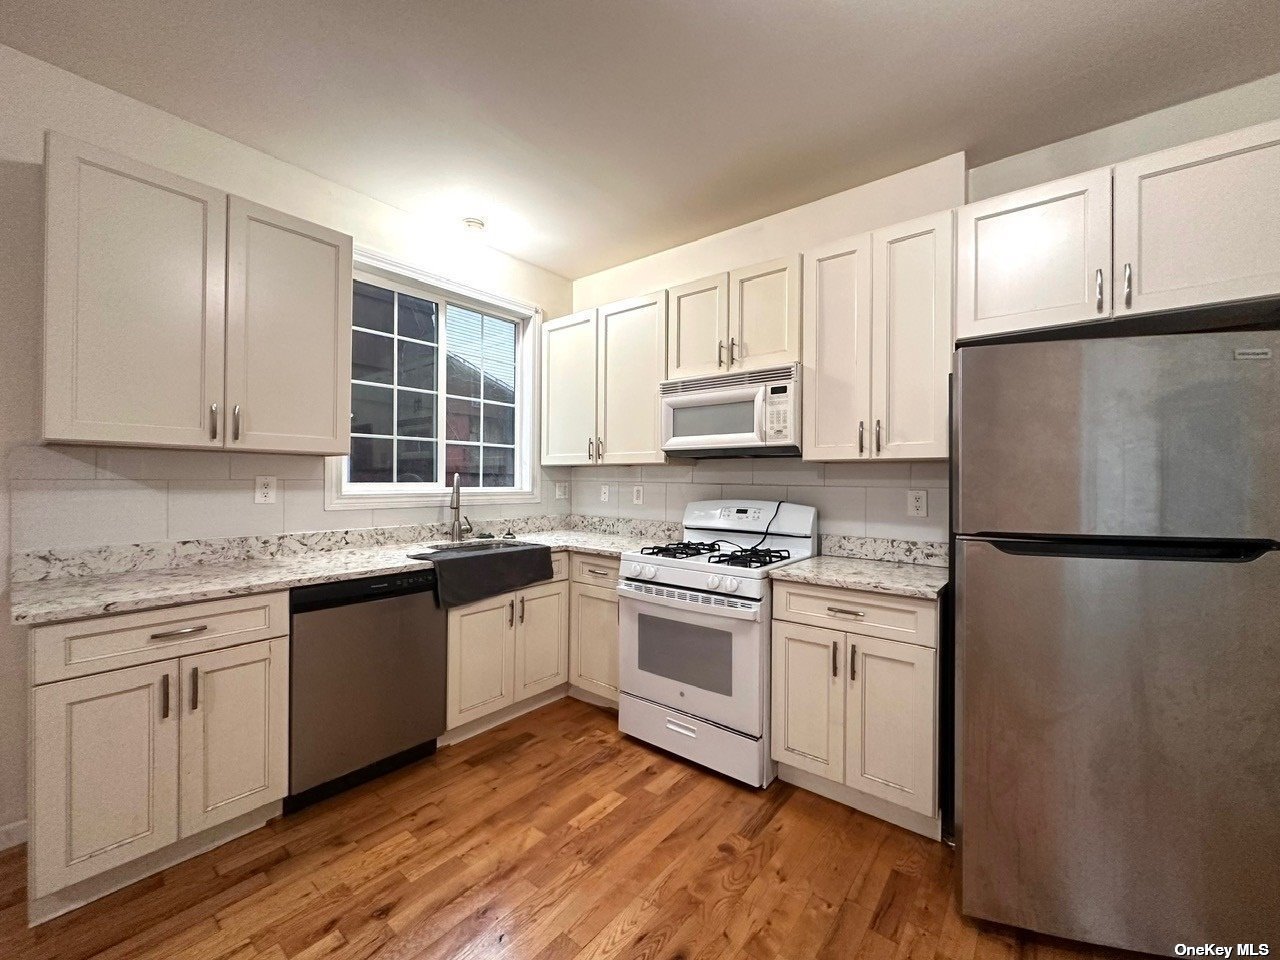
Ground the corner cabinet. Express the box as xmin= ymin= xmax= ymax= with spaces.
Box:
xmin=955 ymin=168 xmax=1112 ymax=340
xmin=540 ymin=293 xmax=667 ymax=466
xmin=1114 ymin=119 xmax=1280 ymax=317
xmin=42 ymin=133 xmax=352 ymax=455
xmin=802 ymin=211 xmax=951 ymax=461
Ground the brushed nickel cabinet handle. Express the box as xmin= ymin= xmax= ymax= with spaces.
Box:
xmin=850 ymin=644 xmax=858 ymax=681
xmin=832 ymin=641 xmax=838 ymax=678
xmin=587 ymin=438 xmax=594 ymax=461
xmin=1095 ymin=268 xmax=1104 ymax=312
xmin=586 ymin=567 xmax=612 ymax=577
xmin=596 ymin=435 xmax=604 ymax=457
xmin=729 ymin=337 xmax=738 ymax=364
xmin=874 ymin=420 xmax=882 ymax=454
xmin=1124 ymin=263 xmax=1133 ymax=308
xmin=717 ymin=340 xmax=725 ymax=367
xmin=519 ymin=597 xmax=526 ymax=623
xmin=210 ymin=402 xmax=219 ymax=441
xmin=191 ymin=667 xmax=200 ymax=711
xmin=232 ymin=404 xmax=242 ymax=441
xmin=508 ymin=600 xmax=515 ymax=628
xmin=827 ymin=606 xmax=865 ymax=618
xmin=858 ymin=421 xmax=865 ymax=455
xmin=150 ymin=624 xmax=208 ymax=641
xmin=161 ymin=674 xmax=171 ymax=720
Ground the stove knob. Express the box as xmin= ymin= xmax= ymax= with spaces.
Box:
xmin=642 ymin=564 xmax=658 ymax=579
xmin=628 ymin=562 xmax=643 ymax=576
xmin=724 ymin=577 xmax=741 ymax=593
xmin=707 ymin=575 xmax=722 ymax=590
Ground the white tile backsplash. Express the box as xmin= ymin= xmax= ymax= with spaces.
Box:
xmin=823 ymin=461 xmax=914 ymax=487
xmin=228 ymin=453 xmax=326 ymax=480
xmin=782 ymin=485 xmax=867 ymax=535
xmin=662 ymin=483 xmax=723 ymax=521
xmin=909 ymin=461 xmax=950 ymax=484
xmin=571 ymin=479 xmax=619 ymax=517
xmin=7 ymin=445 xmax=97 ymax=481
xmin=751 ymin=459 xmax=824 ymax=486
xmin=11 ymin=479 xmax=168 ymax=551
xmin=96 ymin=448 xmax=232 ymax=481
xmin=168 ymin=481 xmax=285 ymax=540
xmin=691 ymin=460 xmax=755 ymax=484
xmin=283 ymin=480 xmax=375 ymax=533
xmin=617 ymin=481 xmax=667 ymax=521
xmin=864 ymin=485 xmax=949 ymax=541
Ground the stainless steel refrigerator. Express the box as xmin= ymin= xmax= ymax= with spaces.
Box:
xmin=954 ymin=327 xmax=1280 ymax=956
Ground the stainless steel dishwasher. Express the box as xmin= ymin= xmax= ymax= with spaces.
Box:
xmin=286 ymin=569 xmax=447 ymax=812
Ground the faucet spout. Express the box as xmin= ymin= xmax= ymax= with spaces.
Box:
xmin=449 ymin=473 xmax=467 ymax=541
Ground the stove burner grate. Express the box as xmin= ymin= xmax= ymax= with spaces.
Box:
xmin=640 ymin=541 xmax=721 ymax=560
xmin=708 ymin=547 xmax=791 ymax=569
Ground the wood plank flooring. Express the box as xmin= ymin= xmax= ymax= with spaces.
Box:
xmin=0 ymin=698 xmax=1147 ymax=960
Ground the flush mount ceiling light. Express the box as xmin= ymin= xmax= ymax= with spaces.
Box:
xmin=461 ymin=216 xmax=486 ymax=233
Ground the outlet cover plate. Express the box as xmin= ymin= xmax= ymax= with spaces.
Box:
xmin=255 ymin=476 xmax=277 ymax=505
xmin=555 ymin=481 xmax=569 ymax=500
xmin=907 ymin=489 xmax=927 ymax=518
xmin=599 ymin=484 xmax=609 ymax=503
xmin=632 ymin=485 xmax=643 ymax=505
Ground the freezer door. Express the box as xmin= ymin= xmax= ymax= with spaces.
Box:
xmin=955 ymin=330 xmax=1280 ymax=538
xmin=956 ymin=538 xmax=1280 ymax=954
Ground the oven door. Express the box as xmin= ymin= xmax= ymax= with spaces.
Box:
xmin=618 ymin=584 xmax=766 ymax=736
xmin=661 ymin=384 xmax=766 ymax=453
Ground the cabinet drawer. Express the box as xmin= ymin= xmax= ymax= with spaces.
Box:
xmin=30 ymin=592 xmax=290 ymax=685
xmin=773 ymin=582 xmax=936 ymax=648
xmin=619 ymin=694 xmax=764 ymax=786
xmin=571 ymin=554 xmax=620 ymax=586
xmin=549 ymin=552 xmax=569 ymax=582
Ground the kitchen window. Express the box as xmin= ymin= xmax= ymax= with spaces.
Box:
xmin=326 ymin=259 xmax=538 ymax=509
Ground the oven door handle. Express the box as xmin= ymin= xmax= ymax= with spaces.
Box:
xmin=616 ymin=581 xmax=763 ymax=622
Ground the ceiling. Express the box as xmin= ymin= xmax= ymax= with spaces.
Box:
xmin=3 ymin=1 xmax=1280 ymax=279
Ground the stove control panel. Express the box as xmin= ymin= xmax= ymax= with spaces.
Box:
xmin=718 ymin=506 xmax=763 ymax=522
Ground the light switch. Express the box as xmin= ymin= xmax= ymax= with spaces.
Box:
xmin=555 ymin=481 xmax=569 ymax=500
xmin=907 ymin=489 xmax=927 ymax=518
xmin=599 ymin=484 xmax=610 ymax=503
xmin=632 ymin=485 xmax=644 ymax=505
xmin=255 ymin=476 xmax=277 ymax=505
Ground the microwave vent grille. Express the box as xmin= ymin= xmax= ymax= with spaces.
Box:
xmin=660 ymin=363 xmax=798 ymax=395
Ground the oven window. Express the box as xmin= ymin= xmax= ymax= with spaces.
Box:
xmin=636 ymin=613 xmax=733 ymax=696
xmin=671 ymin=400 xmax=755 ymax=439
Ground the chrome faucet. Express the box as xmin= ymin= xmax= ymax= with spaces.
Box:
xmin=449 ymin=473 xmax=473 ymax=542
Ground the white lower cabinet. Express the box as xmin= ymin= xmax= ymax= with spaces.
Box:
xmin=569 ymin=581 xmax=620 ymax=702
xmin=30 ymin=661 xmax=180 ymax=899
xmin=29 ymin=632 xmax=289 ymax=901
xmin=771 ymin=586 xmax=939 ymax=828
xmin=178 ymin=638 xmax=290 ymax=837
xmin=448 ymin=580 xmax=573 ymax=728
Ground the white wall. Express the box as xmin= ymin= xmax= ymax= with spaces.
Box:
xmin=572 ymin=153 xmax=966 ymax=308
xmin=0 ymin=44 xmax=573 ymax=840
xmin=968 ymin=71 xmax=1280 ymax=201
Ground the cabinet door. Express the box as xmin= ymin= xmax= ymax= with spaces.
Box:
xmin=569 ymin=582 xmax=619 ymax=702
xmin=29 ymin=661 xmax=179 ymax=898
xmin=43 ymin=133 xmax=227 ymax=448
xmin=447 ymin=593 xmax=516 ymax=728
xmin=666 ymin=273 xmax=729 ymax=380
xmin=845 ymin=635 xmax=936 ymax=816
xmin=225 ymin=197 xmax=353 ymax=454
xmin=956 ymin=168 xmax=1112 ymax=340
xmin=178 ymin=638 xmax=288 ymax=838
xmin=596 ymin=292 xmax=667 ymax=465
xmin=871 ymin=211 xmax=954 ymax=460
xmin=801 ymin=234 xmax=872 ymax=461
xmin=541 ymin=310 xmax=598 ymax=465
xmin=1115 ymin=120 xmax=1280 ymax=316
xmin=515 ymin=581 xmax=570 ymax=700
xmin=770 ymin=621 xmax=844 ymax=781
xmin=729 ymin=255 xmax=802 ymax=371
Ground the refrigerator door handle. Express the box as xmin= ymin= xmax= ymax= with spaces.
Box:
xmin=966 ymin=535 xmax=1280 ymax=563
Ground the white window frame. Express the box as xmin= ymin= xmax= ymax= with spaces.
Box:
xmin=325 ymin=248 xmax=542 ymax=510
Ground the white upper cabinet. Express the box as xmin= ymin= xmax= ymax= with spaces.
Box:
xmin=729 ymin=255 xmax=802 ymax=371
xmin=871 ymin=211 xmax=953 ymax=460
xmin=802 ymin=233 xmax=872 ymax=461
xmin=225 ymin=198 xmax=352 ymax=454
xmin=596 ymin=292 xmax=667 ymax=464
xmin=1114 ymin=119 xmax=1280 ymax=316
xmin=956 ymin=168 xmax=1112 ymax=340
xmin=666 ymin=273 xmax=729 ymax=380
xmin=540 ymin=310 xmax=599 ymax=465
xmin=43 ymin=133 xmax=227 ymax=447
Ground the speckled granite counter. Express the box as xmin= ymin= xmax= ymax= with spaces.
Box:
xmin=769 ymin=556 xmax=949 ymax=600
xmin=10 ymin=531 xmax=646 ymax=626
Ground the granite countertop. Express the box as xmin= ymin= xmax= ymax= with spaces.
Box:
xmin=769 ymin=556 xmax=949 ymax=600
xmin=10 ymin=530 xmax=646 ymax=627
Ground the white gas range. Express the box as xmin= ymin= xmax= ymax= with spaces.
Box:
xmin=616 ymin=500 xmax=818 ymax=787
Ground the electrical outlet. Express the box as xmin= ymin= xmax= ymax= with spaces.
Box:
xmin=255 ymin=476 xmax=277 ymax=505
xmin=907 ymin=489 xmax=927 ymax=518
xmin=632 ymin=485 xmax=644 ymax=505
xmin=555 ymin=481 xmax=569 ymax=500
xmin=599 ymin=484 xmax=610 ymax=503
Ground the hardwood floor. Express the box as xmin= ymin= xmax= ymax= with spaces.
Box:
xmin=0 ymin=698 xmax=1143 ymax=960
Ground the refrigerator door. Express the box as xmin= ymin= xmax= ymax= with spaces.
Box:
xmin=955 ymin=330 xmax=1280 ymax=538
xmin=956 ymin=538 xmax=1280 ymax=954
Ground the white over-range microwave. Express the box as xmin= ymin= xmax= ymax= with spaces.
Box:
xmin=659 ymin=363 xmax=800 ymax=458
